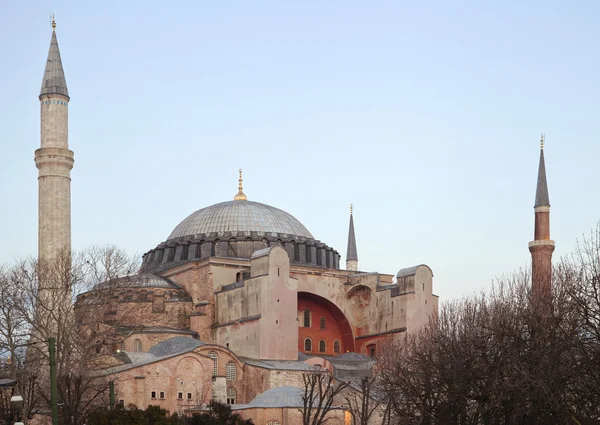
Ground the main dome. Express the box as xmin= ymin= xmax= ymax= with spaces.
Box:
xmin=168 ymin=200 xmax=314 ymax=241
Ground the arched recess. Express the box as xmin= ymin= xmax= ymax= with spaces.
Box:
xmin=298 ymin=291 xmax=355 ymax=354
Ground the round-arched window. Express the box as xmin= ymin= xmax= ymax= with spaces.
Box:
xmin=333 ymin=340 xmax=341 ymax=354
xmin=319 ymin=340 xmax=326 ymax=353
xmin=304 ymin=338 xmax=312 ymax=352
xmin=227 ymin=387 xmax=236 ymax=405
xmin=303 ymin=309 xmax=311 ymax=327
xmin=133 ymin=339 xmax=142 ymax=353
xmin=208 ymin=351 xmax=218 ymax=376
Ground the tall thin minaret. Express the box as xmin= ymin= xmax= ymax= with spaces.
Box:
xmin=35 ymin=16 xmax=74 ymax=262
xmin=528 ymin=135 xmax=554 ymax=309
xmin=346 ymin=204 xmax=358 ymax=271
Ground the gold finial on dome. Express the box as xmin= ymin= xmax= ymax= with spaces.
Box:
xmin=234 ymin=168 xmax=248 ymax=201
xmin=51 ymin=14 xmax=56 ymax=30
xmin=540 ymin=133 xmax=545 ymax=150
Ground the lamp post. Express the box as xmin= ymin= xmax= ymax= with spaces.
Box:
xmin=10 ymin=394 xmax=23 ymax=424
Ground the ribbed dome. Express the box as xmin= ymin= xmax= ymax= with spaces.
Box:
xmin=168 ymin=200 xmax=314 ymax=241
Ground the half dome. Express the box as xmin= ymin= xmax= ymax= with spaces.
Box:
xmin=168 ymin=200 xmax=313 ymax=241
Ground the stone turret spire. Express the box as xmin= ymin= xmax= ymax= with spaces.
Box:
xmin=529 ymin=135 xmax=554 ymax=312
xmin=346 ymin=204 xmax=358 ymax=271
xmin=35 ymin=20 xmax=74 ymax=262
xmin=40 ymin=17 xmax=69 ymax=99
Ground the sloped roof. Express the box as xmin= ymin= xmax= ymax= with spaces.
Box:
xmin=40 ymin=30 xmax=69 ymax=98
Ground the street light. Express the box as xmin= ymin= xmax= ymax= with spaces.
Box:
xmin=11 ymin=395 xmax=23 ymax=424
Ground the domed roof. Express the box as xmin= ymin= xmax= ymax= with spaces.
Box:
xmin=168 ymin=200 xmax=314 ymax=241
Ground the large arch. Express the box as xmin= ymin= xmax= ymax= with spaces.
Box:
xmin=298 ymin=291 xmax=355 ymax=354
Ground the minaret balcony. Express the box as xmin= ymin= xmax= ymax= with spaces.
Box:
xmin=528 ymin=240 xmax=555 ymax=248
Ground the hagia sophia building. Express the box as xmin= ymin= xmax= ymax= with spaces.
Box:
xmin=33 ymin=21 xmax=553 ymax=424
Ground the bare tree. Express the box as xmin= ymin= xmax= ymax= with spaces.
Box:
xmin=0 ymin=246 xmax=156 ymax=425
xmin=343 ymin=376 xmax=383 ymax=425
xmin=300 ymin=371 xmax=349 ymax=425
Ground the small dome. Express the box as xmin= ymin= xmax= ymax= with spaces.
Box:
xmin=112 ymin=273 xmax=180 ymax=289
xmin=168 ymin=200 xmax=313 ymax=241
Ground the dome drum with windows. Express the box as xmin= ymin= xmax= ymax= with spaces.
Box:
xmin=141 ymin=170 xmax=340 ymax=272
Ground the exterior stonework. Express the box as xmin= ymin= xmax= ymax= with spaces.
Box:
xmin=38 ymin=26 xmax=438 ymax=425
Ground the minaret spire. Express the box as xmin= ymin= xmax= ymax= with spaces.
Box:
xmin=346 ymin=204 xmax=358 ymax=271
xmin=529 ymin=134 xmax=554 ymax=313
xmin=40 ymin=16 xmax=69 ymax=99
xmin=534 ymin=134 xmax=550 ymax=208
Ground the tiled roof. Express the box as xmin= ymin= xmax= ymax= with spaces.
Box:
xmin=148 ymin=336 xmax=205 ymax=357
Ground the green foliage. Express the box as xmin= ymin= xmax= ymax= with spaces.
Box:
xmin=186 ymin=401 xmax=254 ymax=425
xmin=86 ymin=401 xmax=254 ymax=425
xmin=87 ymin=404 xmax=176 ymax=425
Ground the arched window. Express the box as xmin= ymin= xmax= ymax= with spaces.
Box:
xmin=133 ymin=339 xmax=142 ymax=353
xmin=319 ymin=340 xmax=326 ymax=353
xmin=226 ymin=361 xmax=237 ymax=381
xmin=304 ymin=338 xmax=312 ymax=352
xmin=333 ymin=340 xmax=341 ymax=354
xmin=320 ymin=317 xmax=326 ymax=329
xmin=226 ymin=387 xmax=236 ymax=405
xmin=303 ymin=309 xmax=311 ymax=327
xmin=267 ymin=421 xmax=281 ymax=425
xmin=208 ymin=352 xmax=218 ymax=376
xmin=366 ymin=344 xmax=376 ymax=358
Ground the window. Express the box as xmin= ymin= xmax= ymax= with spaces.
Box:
xmin=159 ymin=391 xmax=165 ymax=399
xmin=333 ymin=340 xmax=341 ymax=354
xmin=303 ymin=309 xmax=311 ymax=327
xmin=267 ymin=421 xmax=281 ymax=425
xmin=304 ymin=338 xmax=312 ymax=352
xmin=367 ymin=344 xmax=376 ymax=358
xmin=319 ymin=340 xmax=326 ymax=353
xmin=226 ymin=361 xmax=237 ymax=381
xmin=118 ymin=399 xmax=124 ymax=407
xmin=151 ymin=391 xmax=156 ymax=399
xmin=187 ymin=392 xmax=192 ymax=400
xmin=227 ymin=387 xmax=237 ymax=405
xmin=178 ymin=392 xmax=183 ymax=400
xmin=119 ymin=341 xmax=126 ymax=351
xmin=208 ymin=352 xmax=218 ymax=376
xmin=320 ymin=317 xmax=326 ymax=330
xmin=133 ymin=339 xmax=142 ymax=353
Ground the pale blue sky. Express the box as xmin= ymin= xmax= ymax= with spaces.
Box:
xmin=1 ymin=1 xmax=599 ymax=301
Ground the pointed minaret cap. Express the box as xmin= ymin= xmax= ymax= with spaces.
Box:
xmin=234 ymin=169 xmax=248 ymax=201
xmin=346 ymin=204 xmax=358 ymax=262
xmin=40 ymin=16 xmax=69 ymax=99
xmin=534 ymin=134 xmax=550 ymax=207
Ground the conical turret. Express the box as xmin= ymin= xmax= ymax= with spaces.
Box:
xmin=40 ymin=18 xmax=69 ymax=99
xmin=346 ymin=204 xmax=358 ymax=271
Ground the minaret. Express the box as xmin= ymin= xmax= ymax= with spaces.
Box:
xmin=528 ymin=135 xmax=554 ymax=310
xmin=35 ymin=16 xmax=74 ymax=262
xmin=346 ymin=204 xmax=358 ymax=271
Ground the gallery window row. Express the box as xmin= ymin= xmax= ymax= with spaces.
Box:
xmin=304 ymin=338 xmax=341 ymax=354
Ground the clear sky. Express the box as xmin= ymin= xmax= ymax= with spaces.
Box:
xmin=1 ymin=1 xmax=599 ymax=301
